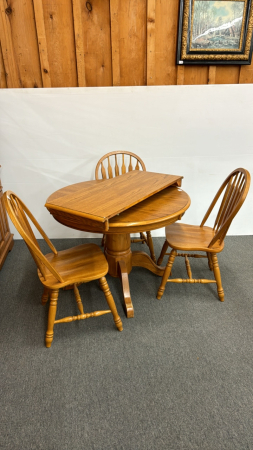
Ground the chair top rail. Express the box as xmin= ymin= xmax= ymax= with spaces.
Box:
xmin=200 ymin=168 xmax=250 ymax=249
xmin=95 ymin=151 xmax=146 ymax=180
xmin=4 ymin=191 xmax=64 ymax=283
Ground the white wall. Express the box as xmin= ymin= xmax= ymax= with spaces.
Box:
xmin=0 ymin=85 xmax=252 ymax=239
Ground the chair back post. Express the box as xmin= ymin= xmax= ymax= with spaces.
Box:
xmin=200 ymin=169 xmax=250 ymax=248
xmin=95 ymin=151 xmax=146 ymax=180
xmin=3 ymin=191 xmax=64 ymax=283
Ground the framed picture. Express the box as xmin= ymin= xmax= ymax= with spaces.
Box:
xmin=177 ymin=0 xmax=253 ymax=64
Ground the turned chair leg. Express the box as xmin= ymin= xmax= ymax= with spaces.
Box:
xmin=41 ymin=287 xmax=49 ymax=305
xmin=73 ymin=284 xmax=84 ymax=314
xmin=99 ymin=277 xmax=123 ymax=331
xmin=157 ymin=249 xmax=177 ymax=300
xmin=140 ymin=232 xmax=146 ymax=243
xmin=146 ymin=231 xmax=156 ymax=263
xmin=211 ymin=253 xmax=225 ymax=302
xmin=45 ymin=289 xmax=59 ymax=348
xmin=157 ymin=240 xmax=170 ymax=266
xmin=207 ymin=252 xmax=213 ymax=271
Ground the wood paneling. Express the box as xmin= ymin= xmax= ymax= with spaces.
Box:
xmin=147 ymin=0 xmax=155 ymax=86
xmin=208 ymin=66 xmax=216 ymax=85
xmin=72 ymin=0 xmax=87 ymax=87
xmin=155 ymin=0 xmax=179 ymax=86
xmin=184 ymin=65 xmax=209 ymax=85
xmin=115 ymin=0 xmax=147 ymax=86
xmin=33 ymin=0 xmax=51 ymax=87
xmin=0 ymin=0 xmax=21 ymax=87
xmin=239 ymin=65 xmax=253 ymax=83
xmin=79 ymin=0 xmax=112 ymax=87
xmin=0 ymin=0 xmax=252 ymax=88
xmin=215 ymin=66 xmax=240 ymax=85
xmin=42 ymin=0 xmax=77 ymax=87
xmin=0 ymin=42 xmax=7 ymax=88
xmin=73 ymin=0 xmax=112 ymax=87
xmin=110 ymin=0 xmax=120 ymax=86
xmin=8 ymin=0 xmax=42 ymax=88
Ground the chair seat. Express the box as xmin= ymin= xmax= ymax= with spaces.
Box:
xmin=165 ymin=223 xmax=224 ymax=252
xmin=40 ymin=244 xmax=108 ymax=288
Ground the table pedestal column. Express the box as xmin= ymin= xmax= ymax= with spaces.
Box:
xmin=105 ymin=234 xmax=132 ymax=276
xmin=105 ymin=233 xmax=165 ymax=318
xmin=105 ymin=234 xmax=134 ymax=318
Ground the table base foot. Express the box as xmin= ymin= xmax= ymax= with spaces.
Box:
xmin=132 ymin=251 xmax=165 ymax=276
xmin=118 ymin=260 xmax=134 ymax=318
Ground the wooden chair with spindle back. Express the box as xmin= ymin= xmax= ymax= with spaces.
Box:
xmin=3 ymin=191 xmax=123 ymax=348
xmin=156 ymin=168 xmax=251 ymax=302
xmin=95 ymin=151 xmax=156 ymax=263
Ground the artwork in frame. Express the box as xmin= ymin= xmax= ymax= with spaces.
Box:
xmin=177 ymin=0 xmax=253 ymax=64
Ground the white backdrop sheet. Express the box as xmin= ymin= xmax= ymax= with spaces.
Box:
xmin=0 ymin=85 xmax=252 ymax=239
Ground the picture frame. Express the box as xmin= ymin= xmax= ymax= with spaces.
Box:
xmin=177 ymin=0 xmax=253 ymax=64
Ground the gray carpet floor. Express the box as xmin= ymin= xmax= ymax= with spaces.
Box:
xmin=0 ymin=236 xmax=253 ymax=450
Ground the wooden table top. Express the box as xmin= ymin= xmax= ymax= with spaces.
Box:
xmin=45 ymin=171 xmax=183 ymax=226
xmin=108 ymin=186 xmax=190 ymax=233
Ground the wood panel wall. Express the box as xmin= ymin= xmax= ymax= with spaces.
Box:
xmin=0 ymin=0 xmax=253 ymax=89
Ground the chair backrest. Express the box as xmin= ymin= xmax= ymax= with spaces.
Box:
xmin=3 ymin=191 xmax=64 ymax=283
xmin=200 ymin=168 xmax=251 ymax=248
xmin=95 ymin=151 xmax=146 ymax=180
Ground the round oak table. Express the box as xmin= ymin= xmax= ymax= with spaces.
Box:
xmin=46 ymin=183 xmax=190 ymax=318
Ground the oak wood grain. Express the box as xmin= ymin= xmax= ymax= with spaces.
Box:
xmin=46 ymin=175 xmax=190 ymax=318
xmin=157 ymin=168 xmax=251 ymax=303
xmin=3 ymin=191 xmax=123 ymax=347
xmin=46 ymin=186 xmax=190 ymax=236
xmin=46 ymin=171 xmax=183 ymax=224
xmin=95 ymin=151 xmax=146 ymax=179
xmin=95 ymin=151 xmax=156 ymax=262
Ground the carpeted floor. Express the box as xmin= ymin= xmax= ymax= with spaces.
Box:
xmin=0 ymin=236 xmax=253 ymax=450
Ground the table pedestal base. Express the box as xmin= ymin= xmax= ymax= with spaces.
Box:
xmin=105 ymin=233 xmax=164 ymax=318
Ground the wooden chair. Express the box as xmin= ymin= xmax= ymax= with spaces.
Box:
xmin=3 ymin=191 xmax=123 ymax=348
xmin=156 ymin=168 xmax=251 ymax=302
xmin=95 ymin=151 xmax=156 ymax=263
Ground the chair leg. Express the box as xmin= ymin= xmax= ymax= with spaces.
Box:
xmin=101 ymin=234 xmax=106 ymax=247
xmin=45 ymin=289 xmax=59 ymax=348
xmin=207 ymin=252 xmax=213 ymax=271
xmin=73 ymin=284 xmax=84 ymax=314
xmin=157 ymin=249 xmax=177 ymax=300
xmin=146 ymin=231 xmax=156 ymax=263
xmin=99 ymin=277 xmax=123 ymax=331
xmin=211 ymin=253 xmax=225 ymax=302
xmin=157 ymin=240 xmax=170 ymax=266
xmin=41 ymin=287 xmax=49 ymax=305
xmin=140 ymin=232 xmax=146 ymax=243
